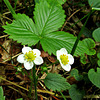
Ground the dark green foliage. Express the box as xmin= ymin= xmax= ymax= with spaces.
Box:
xmin=93 ymin=28 xmax=100 ymax=42
xmin=44 ymin=73 xmax=71 ymax=91
xmin=70 ymin=69 xmax=83 ymax=81
xmin=88 ymin=0 xmax=100 ymax=10
xmin=88 ymin=68 xmax=100 ymax=88
xmin=69 ymin=84 xmax=85 ymax=100
xmin=0 ymin=86 xmax=5 ymax=100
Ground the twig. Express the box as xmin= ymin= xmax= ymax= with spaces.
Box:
xmin=61 ymin=8 xmax=81 ymax=31
xmin=0 ymin=35 xmax=9 ymax=38
xmin=2 ymin=16 xmax=13 ymax=21
xmin=3 ymin=52 xmax=22 ymax=62
xmin=3 ymin=4 xmax=34 ymax=16
xmin=0 ymin=76 xmax=59 ymax=96
xmin=8 ymin=86 xmax=26 ymax=97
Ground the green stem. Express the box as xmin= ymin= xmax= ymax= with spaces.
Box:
xmin=33 ymin=65 xmax=38 ymax=100
xmin=24 ymin=70 xmax=33 ymax=81
xmin=3 ymin=0 xmax=16 ymax=17
xmin=71 ymin=10 xmax=94 ymax=56
xmin=60 ymin=91 xmax=66 ymax=100
xmin=28 ymin=70 xmax=33 ymax=98
xmin=14 ymin=0 xmax=17 ymax=10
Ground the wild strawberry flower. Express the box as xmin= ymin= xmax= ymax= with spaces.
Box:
xmin=17 ymin=47 xmax=43 ymax=70
xmin=56 ymin=48 xmax=74 ymax=71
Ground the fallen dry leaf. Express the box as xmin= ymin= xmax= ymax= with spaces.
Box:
xmin=41 ymin=50 xmax=49 ymax=58
xmin=47 ymin=56 xmax=56 ymax=63
xmin=67 ymin=76 xmax=78 ymax=85
xmin=0 ymin=65 xmax=6 ymax=83
xmin=1 ymin=40 xmax=11 ymax=60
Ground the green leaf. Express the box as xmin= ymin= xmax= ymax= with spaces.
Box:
xmin=69 ymin=84 xmax=85 ymax=100
xmin=3 ymin=14 xmax=39 ymax=46
xmin=34 ymin=0 xmax=65 ymax=35
xmin=3 ymin=1 xmax=94 ymax=57
xmin=0 ymin=86 xmax=5 ymax=100
xmin=80 ymin=54 xmax=87 ymax=64
xmin=88 ymin=0 xmax=100 ymax=10
xmin=40 ymin=31 xmax=90 ymax=56
xmin=70 ymin=69 xmax=83 ymax=81
xmin=82 ymin=38 xmax=96 ymax=55
xmin=97 ymin=53 xmax=100 ymax=66
xmin=44 ymin=73 xmax=71 ymax=91
xmin=97 ymin=53 xmax=100 ymax=59
xmin=97 ymin=60 xmax=100 ymax=66
xmin=93 ymin=28 xmax=100 ymax=42
xmin=88 ymin=68 xmax=100 ymax=88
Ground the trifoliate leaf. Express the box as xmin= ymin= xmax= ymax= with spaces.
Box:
xmin=97 ymin=60 xmax=100 ymax=66
xmin=93 ymin=28 xmax=100 ymax=42
xmin=0 ymin=86 xmax=5 ymax=100
xmin=88 ymin=68 xmax=100 ymax=88
xmin=88 ymin=0 xmax=100 ymax=10
xmin=97 ymin=53 xmax=100 ymax=59
xmin=82 ymin=38 xmax=96 ymax=55
xmin=70 ymin=69 xmax=83 ymax=81
xmin=3 ymin=0 xmax=95 ymax=57
xmin=69 ymin=84 xmax=85 ymax=100
xmin=3 ymin=0 xmax=65 ymax=47
xmin=97 ymin=53 xmax=100 ymax=66
xmin=44 ymin=73 xmax=71 ymax=91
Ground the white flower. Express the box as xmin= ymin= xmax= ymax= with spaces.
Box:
xmin=17 ymin=47 xmax=43 ymax=70
xmin=56 ymin=48 xmax=74 ymax=71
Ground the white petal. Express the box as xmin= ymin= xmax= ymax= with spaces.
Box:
xmin=24 ymin=61 xmax=34 ymax=70
xmin=61 ymin=63 xmax=71 ymax=71
xmin=59 ymin=48 xmax=68 ymax=55
xmin=67 ymin=54 xmax=74 ymax=65
xmin=22 ymin=47 xmax=32 ymax=54
xmin=56 ymin=50 xmax=61 ymax=60
xmin=34 ymin=56 xmax=43 ymax=65
xmin=17 ymin=54 xmax=25 ymax=63
xmin=56 ymin=48 xmax=68 ymax=60
xmin=33 ymin=49 xmax=41 ymax=56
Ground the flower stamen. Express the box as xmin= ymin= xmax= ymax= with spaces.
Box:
xmin=60 ymin=54 xmax=69 ymax=65
xmin=24 ymin=50 xmax=36 ymax=62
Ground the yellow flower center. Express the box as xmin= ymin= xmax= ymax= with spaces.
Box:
xmin=24 ymin=50 xmax=36 ymax=62
xmin=60 ymin=54 xmax=69 ymax=65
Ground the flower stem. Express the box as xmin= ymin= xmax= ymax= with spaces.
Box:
xmin=60 ymin=91 xmax=66 ymax=100
xmin=71 ymin=10 xmax=95 ymax=56
xmin=33 ymin=65 xmax=38 ymax=100
xmin=28 ymin=70 xmax=33 ymax=98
